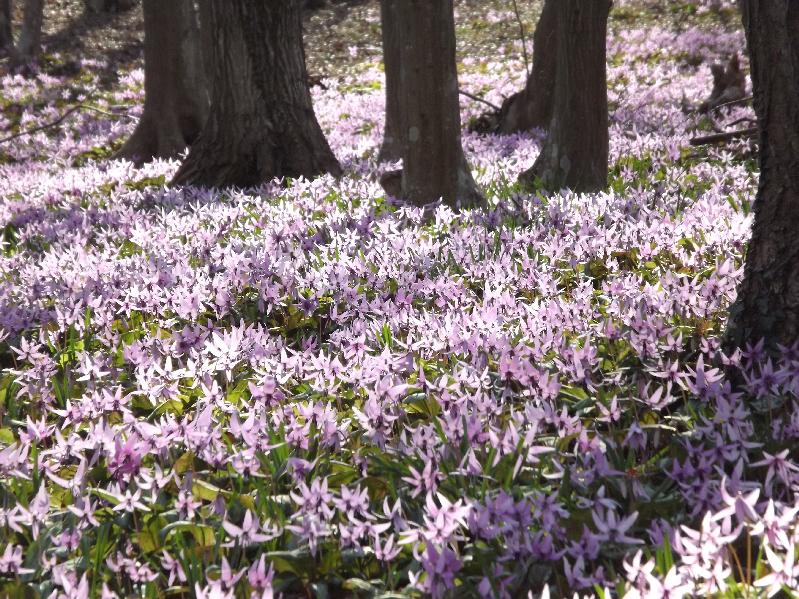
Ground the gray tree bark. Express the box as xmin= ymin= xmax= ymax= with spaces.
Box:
xmin=172 ymin=0 xmax=341 ymax=188
xmin=116 ymin=0 xmax=208 ymax=165
xmin=15 ymin=0 xmax=44 ymax=63
xmin=726 ymin=1 xmax=799 ymax=348
xmin=518 ymin=0 xmax=610 ymax=193
xmin=382 ymin=0 xmax=483 ymax=209
xmin=377 ymin=0 xmax=403 ymax=162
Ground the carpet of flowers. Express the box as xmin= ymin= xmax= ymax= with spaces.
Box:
xmin=1 ymin=1 xmax=798 ymax=598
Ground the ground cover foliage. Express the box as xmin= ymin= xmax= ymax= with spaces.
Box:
xmin=1 ymin=1 xmax=797 ymax=597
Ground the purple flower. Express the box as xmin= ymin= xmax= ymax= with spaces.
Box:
xmin=592 ymin=508 xmax=643 ymax=545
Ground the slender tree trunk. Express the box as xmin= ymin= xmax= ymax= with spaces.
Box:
xmin=726 ymin=1 xmax=799 ymax=348
xmin=84 ymin=0 xmax=114 ymax=11
xmin=15 ymin=0 xmax=45 ymax=63
xmin=172 ymin=0 xmax=341 ymax=188
xmin=518 ymin=0 xmax=610 ymax=193
xmin=84 ymin=0 xmax=136 ymax=11
xmin=377 ymin=0 xmax=403 ymax=162
xmin=496 ymin=0 xmax=557 ymax=134
xmin=0 ymin=0 xmax=12 ymax=52
xmin=383 ymin=0 xmax=482 ymax=209
xmin=117 ymin=0 xmax=208 ymax=165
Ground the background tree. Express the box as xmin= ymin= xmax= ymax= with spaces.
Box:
xmin=173 ymin=0 xmax=340 ymax=188
xmin=15 ymin=0 xmax=44 ymax=64
xmin=116 ymin=0 xmax=208 ymax=165
xmin=518 ymin=0 xmax=610 ymax=193
xmin=377 ymin=0 xmax=403 ymax=162
xmin=381 ymin=0 xmax=483 ymax=209
xmin=84 ymin=0 xmax=136 ymax=12
xmin=495 ymin=0 xmax=557 ymax=134
xmin=727 ymin=1 xmax=799 ymax=347
xmin=0 ymin=0 xmax=12 ymax=53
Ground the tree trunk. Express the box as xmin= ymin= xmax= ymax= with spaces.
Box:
xmin=116 ymin=0 xmax=208 ymax=165
xmin=172 ymin=0 xmax=341 ymax=188
xmin=15 ymin=0 xmax=45 ymax=64
xmin=384 ymin=0 xmax=482 ymax=209
xmin=496 ymin=0 xmax=557 ymax=134
xmin=84 ymin=0 xmax=128 ymax=12
xmin=377 ymin=0 xmax=403 ymax=162
xmin=0 ymin=0 xmax=12 ymax=53
xmin=518 ymin=0 xmax=610 ymax=193
xmin=84 ymin=0 xmax=105 ymax=11
xmin=726 ymin=1 xmax=799 ymax=348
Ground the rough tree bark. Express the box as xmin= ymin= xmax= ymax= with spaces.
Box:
xmin=377 ymin=0 xmax=403 ymax=162
xmin=518 ymin=0 xmax=610 ymax=193
xmin=116 ymin=0 xmax=208 ymax=165
xmin=84 ymin=0 xmax=136 ymax=12
xmin=172 ymin=0 xmax=341 ymax=188
xmin=496 ymin=0 xmax=557 ymax=134
xmin=15 ymin=0 xmax=45 ymax=64
xmin=0 ymin=0 xmax=12 ymax=52
xmin=381 ymin=0 xmax=482 ymax=209
xmin=726 ymin=1 xmax=799 ymax=348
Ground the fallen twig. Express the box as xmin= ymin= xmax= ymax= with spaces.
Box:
xmin=459 ymin=89 xmax=501 ymax=112
xmin=0 ymin=103 xmax=134 ymax=145
xmin=689 ymin=126 xmax=757 ymax=146
xmin=725 ymin=116 xmax=757 ymax=128
xmin=710 ymin=95 xmax=753 ymax=112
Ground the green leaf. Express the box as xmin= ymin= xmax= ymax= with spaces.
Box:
xmin=0 ymin=428 xmax=14 ymax=445
xmin=161 ymin=521 xmax=216 ymax=547
xmin=90 ymin=487 xmax=122 ymax=506
xmin=264 ymin=549 xmax=314 ymax=578
xmin=192 ymin=479 xmax=221 ymax=502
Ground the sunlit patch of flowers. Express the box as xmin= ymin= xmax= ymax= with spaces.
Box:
xmin=1 ymin=3 xmax=797 ymax=599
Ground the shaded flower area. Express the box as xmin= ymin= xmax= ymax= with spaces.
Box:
xmin=1 ymin=3 xmax=797 ymax=599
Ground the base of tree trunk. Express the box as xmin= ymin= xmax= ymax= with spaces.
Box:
xmin=115 ymin=113 xmax=200 ymax=166
xmin=379 ymin=169 xmax=403 ymax=198
xmin=380 ymin=164 xmax=484 ymax=210
xmin=172 ymin=124 xmax=342 ymax=189
xmin=115 ymin=0 xmax=208 ymax=166
xmin=171 ymin=2 xmax=340 ymax=189
xmin=377 ymin=136 xmax=402 ymax=163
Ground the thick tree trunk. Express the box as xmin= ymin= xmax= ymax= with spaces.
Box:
xmin=117 ymin=0 xmax=208 ymax=165
xmin=384 ymin=0 xmax=482 ymax=209
xmin=15 ymin=0 xmax=45 ymax=64
xmin=0 ymin=0 xmax=12 ymax=52
xmin=496 ymin=0 xmax=557 ymax=134
xmin=172 ymin=0 xmax=341 ymax=188
xmin=726 ymin=1 xmax=799 ymax=348
xmin=518 ymin=0 xmax=610 ymax=193
xmin=377 ymin=0 xmax=403 ymax=162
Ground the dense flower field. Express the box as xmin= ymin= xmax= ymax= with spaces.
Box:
xmin=2 ymin=3 xmax=799 ymax=598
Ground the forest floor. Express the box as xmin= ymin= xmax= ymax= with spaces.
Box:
xmin=2 ymin=2 xmax=795 ymax=599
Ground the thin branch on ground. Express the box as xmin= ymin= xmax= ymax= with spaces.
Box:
xmin=709 ymin=95 xmax=753 ymax=112
xmin=689 ymin=126 xmax=757 ymax=146
xmin=725 ymin=116 xmax=757 ymax=128
xmin=0 ymin=103 xmax=135 ymax=145
xmin=458 ymin=89 xmax=501 ymax=112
